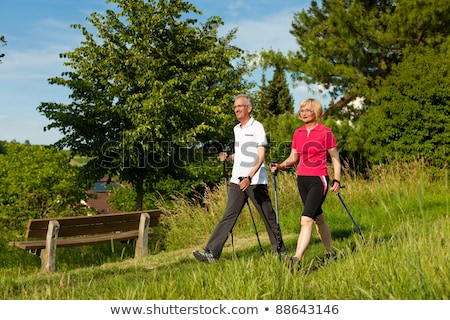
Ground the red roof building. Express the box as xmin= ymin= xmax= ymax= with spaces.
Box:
xmin=83 ymin=177 xmax=122 ymax=214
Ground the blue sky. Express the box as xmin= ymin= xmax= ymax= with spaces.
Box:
xmin=1 ymin=0 xmax=328 ymax=145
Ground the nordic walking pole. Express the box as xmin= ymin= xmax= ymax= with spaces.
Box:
xmin=270 ymin=161 xmax=284 ymax=254
xmin=336 ymin=192 xmax=364 ymax=240
xmin=271 ymin=161 xmax=279 ymax=224
xmin=222 ymin=160 xmax=228 ymax=198
xmin=246 ymin=199 xmax=263 ymax=253
xmin=239 ymin=177 xmax=263 ymax=253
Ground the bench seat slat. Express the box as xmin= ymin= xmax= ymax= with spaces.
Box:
xmin=27 ymin=212 xmax=140 ymax=229
xmin=26 ymin=210 xmax=160 ymax=232
xmin=28 ymin=221 xmax=141 ymax=238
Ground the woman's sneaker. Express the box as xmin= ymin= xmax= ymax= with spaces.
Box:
xmin=285 ymin=256 xmax=301 ymax=272
xmin=193 ymin=249 xmax=218 ymax=262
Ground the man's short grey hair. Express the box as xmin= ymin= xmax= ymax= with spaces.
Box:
xmin=234 ymin=94 xmax=253 ymax=106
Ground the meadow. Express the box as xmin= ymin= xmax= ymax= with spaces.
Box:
xmin=0 ymin=160 xmax=448 ymax=300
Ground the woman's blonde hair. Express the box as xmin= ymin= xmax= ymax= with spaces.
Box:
xmin=298 ymin=98 xmax=323 ymax=118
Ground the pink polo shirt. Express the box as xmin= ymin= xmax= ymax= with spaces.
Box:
xmin=291 ymin=123 xmax=337 ymax=176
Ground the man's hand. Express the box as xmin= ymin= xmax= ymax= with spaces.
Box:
xmin=219 ymin=152 xmax=228 ymax=162
xmin=238 ymin=176 xmax=251 ymax=191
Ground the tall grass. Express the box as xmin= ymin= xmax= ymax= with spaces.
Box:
xmin=0 ymin=160 xmax=448 ymax=299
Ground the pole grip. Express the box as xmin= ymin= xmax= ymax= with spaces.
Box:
xmin=270 ymin=161 xmax=278 ymax=176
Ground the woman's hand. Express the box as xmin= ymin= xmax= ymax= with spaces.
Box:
xmin=330 ymin=179 xmax=341 ymax=194
xmin=270 ymin=162 xmax=279 ymax=173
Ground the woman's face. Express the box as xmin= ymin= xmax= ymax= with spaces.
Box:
xmin=298 ymin=102 xmax=316 ymax=123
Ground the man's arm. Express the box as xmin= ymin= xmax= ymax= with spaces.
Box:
xmin=247 ymin=145 xmax=265 ymax=179
xmin=239 ymin=145 xmax=265 ymax=191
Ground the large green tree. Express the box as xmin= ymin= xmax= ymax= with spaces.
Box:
xmin=361 ymin=49 xmax=450 ymax=167
xmin=287 ymin=0 xmax=450 ymax=102
xmin=37 ymin=0 xmax=250 ymax=210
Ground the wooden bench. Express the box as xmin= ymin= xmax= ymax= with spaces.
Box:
xmin=9 ymin=210 xmax=161 ymax=273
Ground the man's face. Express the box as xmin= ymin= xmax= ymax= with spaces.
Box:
xmin=233 ymin=98 xmax=251 ymax=121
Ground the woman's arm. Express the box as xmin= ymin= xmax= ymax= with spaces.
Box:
xmin=270 ymin=148 xmax=298 ymax=173
xmin=328 ymin=146 xmax=341 ymax=193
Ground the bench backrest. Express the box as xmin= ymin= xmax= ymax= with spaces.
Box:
xmin=26 ymin=210 xmax=161 ymax=239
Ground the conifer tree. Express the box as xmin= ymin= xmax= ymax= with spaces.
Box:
xmin=257 ymin=63 xmax=294 ymax=116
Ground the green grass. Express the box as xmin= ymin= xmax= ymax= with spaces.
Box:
xmin=0 ymin=161 xmax=448 ymax=299
xmin=60 ymin=149 xmax=91 ymax=166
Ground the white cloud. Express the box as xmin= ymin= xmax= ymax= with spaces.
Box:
xmin=223 ymin=7 xmax=299 ymax=54
xmin=0 ymin=49 xmax=67 ymax=80
xmin=292 ymin=85 xmax=309 ymax=94
xmin=227 ymin=0 xmax=247 ymax=11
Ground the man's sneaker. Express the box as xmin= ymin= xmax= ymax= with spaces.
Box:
xmin=193 ymin=249 xmax=218 ymax=263
xmin=320 ymin=252 xmax=337 ymax=265
xmin=273 ymin=249 xmax=288 ymax=256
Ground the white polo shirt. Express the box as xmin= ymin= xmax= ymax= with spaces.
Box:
xmin=230 ymin=117 xmax=268 ymax=185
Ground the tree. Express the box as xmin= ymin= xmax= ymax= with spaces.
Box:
xmin=0 ymin=143 xmax=87 ymax=232
xmin=255 ymin=50 xmax=294 ymax=116
xmin=361 ymin=49 xmax=450 ymax=167
xmin=270 ymin=64 xmax=294 ymax=115
xmin=287 ymin=0 xmax=450 ymax=102
xmin=262 ymin=63 xmax=294 ymax=116
xmin=37 ymin=0 xmax=251 ymax=210
xmin=253 ymin=72 xmax=271 ymax=117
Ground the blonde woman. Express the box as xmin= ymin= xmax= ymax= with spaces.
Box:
xmin=270 ymin=98 xmax=341 ymax=267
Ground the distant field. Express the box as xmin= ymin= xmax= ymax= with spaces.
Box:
xmin=70 ymin=156 xmax=90 ymax=166
xmin=60 ymin=150 xmax=90 ymax=166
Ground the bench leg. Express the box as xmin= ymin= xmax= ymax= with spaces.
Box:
xmin=135 ymin=212 xmax=150 ymax=258
xmin=41 ymin=220 xmax=60 ymax=273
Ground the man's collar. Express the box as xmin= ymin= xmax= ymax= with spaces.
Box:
xmin=240 ymin=117 xmax=254 ymax=128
